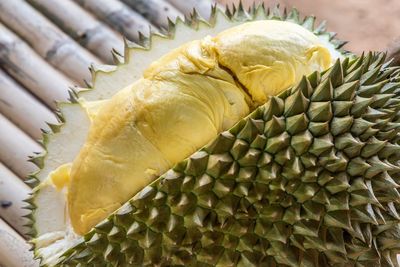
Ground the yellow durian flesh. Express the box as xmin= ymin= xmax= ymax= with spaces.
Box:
xmin=214 ymin=20 xmax=332 ymax=104
xmin=66 ymin=20 xmax=332 ymax=235
xmin=49 ymin=163 xmax=72 ymax=191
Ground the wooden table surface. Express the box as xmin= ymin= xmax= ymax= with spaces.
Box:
xmin=1 ymin=0 xmax=399 ymax=266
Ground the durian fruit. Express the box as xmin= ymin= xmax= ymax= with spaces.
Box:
xmin=26 ymin=5 xmax=352 ymax=266
xmin=60 ymin=52 xmax=400 ymax=266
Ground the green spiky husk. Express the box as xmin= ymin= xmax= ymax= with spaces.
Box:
xmin=55 ymin=53 xmax=400 ymax=266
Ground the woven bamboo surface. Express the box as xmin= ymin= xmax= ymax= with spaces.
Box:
xmin=0 ymin=0 xmax=399 ymax=266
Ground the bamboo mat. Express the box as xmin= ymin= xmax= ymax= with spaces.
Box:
xmin=0 ymin=1 xmax=224 ymax=266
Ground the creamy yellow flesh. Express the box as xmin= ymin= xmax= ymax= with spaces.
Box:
xmin=53 ymin=20 xmax=332 ymax=235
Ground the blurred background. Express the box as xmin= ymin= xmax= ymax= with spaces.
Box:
xmin=0 ymin=0 xmax=400 ymax=266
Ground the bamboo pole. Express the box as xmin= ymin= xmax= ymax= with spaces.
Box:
xmin=0 ymin=24 xmax=71 ymax=109
xmin=27 ymin=0 xmax=123 ymax=64
xmin=0 ymin=163 xmax=31 ymax=236
xmin=0 ymin=114 xmax=43 ymax=178
xmin=120 ymin=0 xmax=183 ymax=30
xmin=0 ymin=219 xmax=37 ymax=267
xmin=166 ymin=0 xmax=216 ymax=20
xmin=0 ymin=69 xmax=58 ymax=140
xmin=74 ymin=0 xmax=156 ymax=42
xmin=0 ymin=0 xmax=100 ymax=84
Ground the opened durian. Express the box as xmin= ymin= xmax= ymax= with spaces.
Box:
xmin=25 ymin=5 xmax=400 ymax=267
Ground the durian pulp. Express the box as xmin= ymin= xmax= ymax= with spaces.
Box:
xmin=37 ymin=20 xmax=335 ymax=262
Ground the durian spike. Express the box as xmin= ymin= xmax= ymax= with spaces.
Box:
xmin=111 ymin=48 xmax=125 ymax=65
xmin=223 ymin=0 xmax=258 ymax=14
xmin=0 ymin=114 xmax=43 ymax=177
xmin=73 ymin=0 xmax=158 ymax=42
xmin=0 ymin=218 xmax=37 ymax=267
xmin=27 ymin=0 xmax=124 ymax=64
xmin=0 ymin=0 xmax=100 ymax=84
xmin=0 ymin=69 xmax=58 ymax=140
xmin=0 ymin=163 xmax=31 ymax=236
xmin=0 ymin=24 xmax=71 ymax=109
xmin=120 ymin=0 xmax=183 ymax=29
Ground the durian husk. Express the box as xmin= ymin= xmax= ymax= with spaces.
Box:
xmin=59 ymin=52 xmax=400 ymax=267
xmin=26 ymin=5 xmax=349 ymax=266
